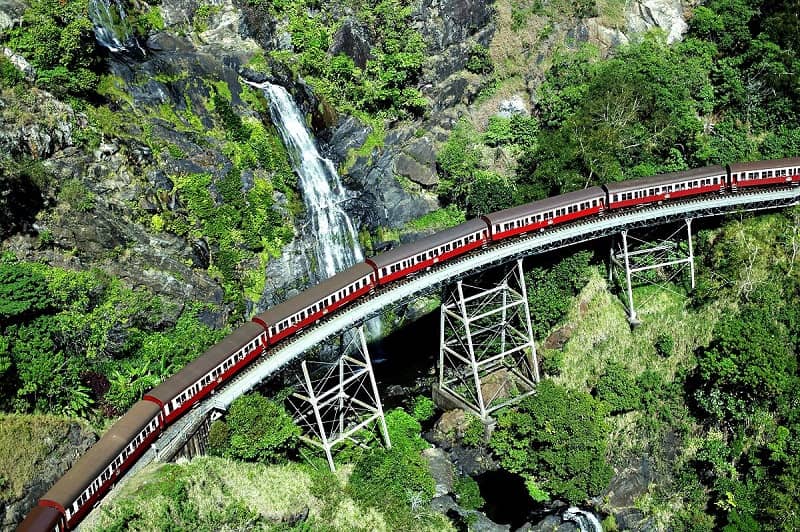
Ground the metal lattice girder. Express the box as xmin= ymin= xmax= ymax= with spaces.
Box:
xmin=286 ymin=326 xmax=390 ymax=471
xmin=609 ymin=219 xmax=695 ymax=323
xmin=438 ymin=260 xmax=539 ymax=420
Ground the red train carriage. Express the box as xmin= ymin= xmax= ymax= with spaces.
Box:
xmin=729 ymin=157 xmax=800 ymax=190
xmin=144 ymin=322 xmax=268 ymax=423
xmin=18 ymin=507 xmax=63 ymax=532
xmin=483 ymin=187 xmax=605 ymax=241
xmin=253 ymin=263 xmax=375 ymax=345
xmin=366 ymin=219 xmax=489 ymax=285
xmin=19 ymin=401 xmax=163 ymax=531
xmin=603 ymin=166 xmax=727 ymax=210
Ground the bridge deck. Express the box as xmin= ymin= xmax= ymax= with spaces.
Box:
xmin=80 ymin=186 xmax=799 ymax=528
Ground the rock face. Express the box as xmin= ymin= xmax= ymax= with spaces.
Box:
xmin=0 ymin=420 xmax=96 ymax=530
xmin=626 ymin=0 xmax=690 ymax=43
xmin=329 ymin=18 xmax=372 ymax=69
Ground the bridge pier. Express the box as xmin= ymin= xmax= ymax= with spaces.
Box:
xmin=609 ymin=218 xmax=695 ymax=324
xmin=434 ymin=259 xmax=539 ymax=421
xmin=286 ymin=326 xmax=390 ymax=472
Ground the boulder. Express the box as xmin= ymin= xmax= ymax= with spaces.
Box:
xmin=422 ymin=447 xmax=455 ymax=497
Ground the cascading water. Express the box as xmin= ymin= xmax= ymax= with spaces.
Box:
xmin=563 ymin=507 xmax=603 ymax=532
xmin=256 ymin=81 xmax=364 ymax=281
xmin=88 ymin=0 xmax=140 ymax=53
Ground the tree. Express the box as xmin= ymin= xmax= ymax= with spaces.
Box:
xmin=693 ymin=304 xmax=795 ymax=423
xmin=225 ymin=393 xmax=299 ymax=463
xmin=490 ymin=380 xmax=613 ymax=503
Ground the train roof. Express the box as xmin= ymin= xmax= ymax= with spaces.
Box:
xmin=41 ymin=400 xmax=161 ymax=510
xmin=145 ymin=321 xmax=265 ymax=405
xmin=729 ymin=157 xmax=800 ymax=173
xmin=254 ymin=263 xmax=375 ymax=327
xmin=17 ymin=505 xmax=62 ymax=532
xmin=366 ymin=219 xmax=488 ymax=269
xmin=603 ymin=166 xmax=726 ymax=194
xmin=483 ymin=187 xmax=605 ymax=226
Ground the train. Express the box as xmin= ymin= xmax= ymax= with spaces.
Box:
xmin=18 ymin=157 xmax=800 ymax=531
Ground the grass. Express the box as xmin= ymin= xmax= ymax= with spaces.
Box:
xmin=87 ymin=456 xmax=452 ymax=531
xmin=553 ymin=270 xmax=719 ymax=392
xmin=0 ymin=414 xmax=94 ymax=501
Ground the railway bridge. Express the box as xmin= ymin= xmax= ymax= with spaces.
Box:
xmin=95 ymin=186 xmax=800 ymax=516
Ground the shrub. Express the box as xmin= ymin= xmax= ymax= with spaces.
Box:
xmin=490 ymin=380 xmax=612 ymax=503
xmin=453 ymin=475 xmax=484 ymax=510
xmin=462 ymin=414 xmax=485 ymax=447
xmin=348 ymin=408 xmax=436 ymax=528
xmin=226 ymin=393 xmax=300 ymax=463
xmin=58 ymin=179 xmax=95 ymax=212
xmin=207 ymin=420 xmax=229 ymax=457
xmin=411 ymin=395 xmax=436 ymax=422
xmin=0 ymin=56 xmax=23 ymax=88
xmin=654 ymin=332 xmax=674 ymax=358
xmin=595 ymin=362 xmax=641 ymax=414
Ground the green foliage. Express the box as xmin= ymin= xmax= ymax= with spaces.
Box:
xmin=404 ymin=204 xmax=466 ymax=232
xmin=411 ymin=395 xmax=436 ymax=422
xmin=693 ymin=302 xmax=795 ymax=423
xmin=4 ymin=0 xmax=101 ymax=96
xmin=207 ymin=420 xmax=229 ymax=457
xmin=348 ymin=408 xmax=436 ymax=529
xmin=0 ymin=56 xmax=23 ymax=88
xmin=490 ymin=380 xmax=613 ymax=503
xmin=466 ymin=44 xmax=493 ymax=75
xmin=224 ymin=393 xmax=300 ymax=463
xmin=462 ymin=414 xmax=484 ymax=447
xmin=595 ymin=362 xmax=641 ymax=414
xmin=0 ymin=254 xmax=225 ymax=415
xmin=437 ymin=119 xmax=518 ymax=215
xmin=58 ymin=178 xmax=95 ymax=212
xmin=654 ymin=332 xmax=674 ymax=358
xmin=0 ymin=260 xmax=50 ymax=322
xmin=193 ymin=3 xmax=221 ymax=33
xmin=272 ymin=0 xmax=426 ymax=119
xmin=524 ymin=250 xmax=593 ymax=338
xmin=453 ymin=475 xmax=484 ymax=510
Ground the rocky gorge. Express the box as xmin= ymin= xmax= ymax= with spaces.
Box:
xmin=0 ymin=0 xmax=701 ymax=528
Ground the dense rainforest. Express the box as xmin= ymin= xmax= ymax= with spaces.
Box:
xmin=1 ymin=0 xmax=800 ymax=529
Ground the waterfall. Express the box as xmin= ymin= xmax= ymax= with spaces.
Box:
xmin=88 ymin=0 xmax=139 ymax=53
xmin=257 ymin=82 xmax=364 ymax=280
xmin=562 ymin=507 xmax=603 ymax=532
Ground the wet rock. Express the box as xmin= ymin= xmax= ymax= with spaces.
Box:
xmin=344 ymin=135 xmax=439 ymax=230
xmin=614 ymin=508 xmax=648 ymax=530
xmin=323 ymin=115 xmax=370 ymax=163
xmin=329 ymin=18 xmax=372 ymax=69
xmin=433 ymin=71 xmax=483 ymax=111
xmin=0 ymin=89 xmax=74 ymax=159
xmin=0 ymin=0 xmax=26 ymax=31
xmin=523 ymin=514 xmax=579 ymax=531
